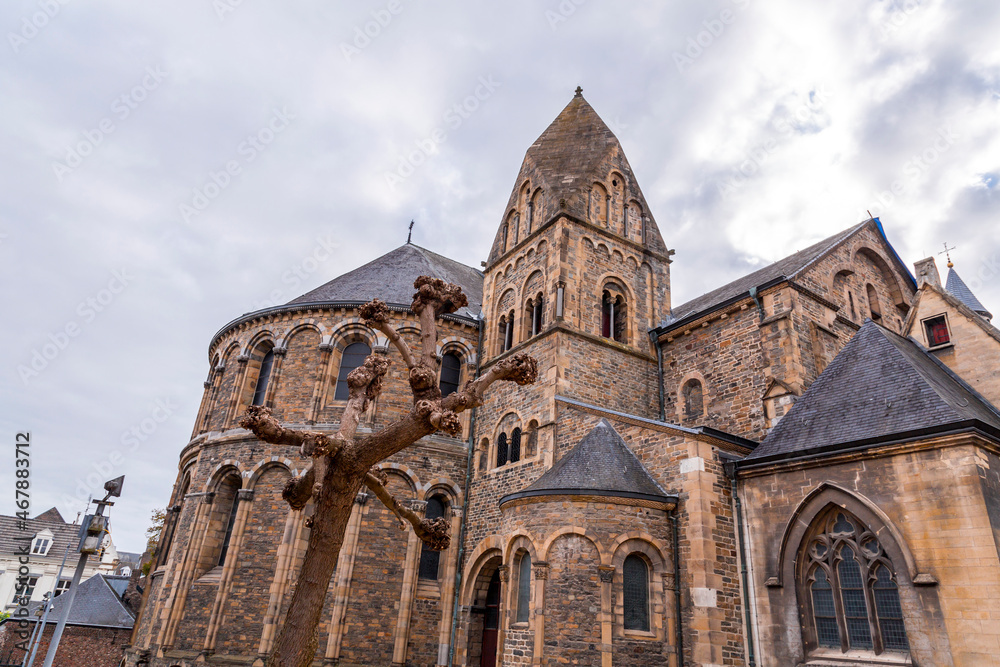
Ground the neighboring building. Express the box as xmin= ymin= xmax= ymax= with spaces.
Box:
xmin=124 ymin=91 xmax=1000 ymax=666
xmin=0 ymin=508 xmax=117 ymax=611
xmin=0 ymin=573 xmax=137 ymax=667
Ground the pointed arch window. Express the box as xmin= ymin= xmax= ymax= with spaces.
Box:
xmin=802 ymin=510 xmax=909 ymax=655
xmin=623 ymin=554 xmax=650 ymax=631
xmin=418 ymin=496 xmax=446 ymax=580
xmin=251 ymin=348 xmax=275 ymax=406
xmin=440 ymin=352 xmax=462 ymax=397
xmin=334 ymin=341 xmax=371 ymax=401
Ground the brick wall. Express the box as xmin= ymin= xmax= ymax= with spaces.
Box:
xmin=0 ymin=623 xmax=130 ymax=667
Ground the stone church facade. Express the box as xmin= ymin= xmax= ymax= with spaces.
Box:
xmin=125 ymin=92 xmax=1000 ymax=666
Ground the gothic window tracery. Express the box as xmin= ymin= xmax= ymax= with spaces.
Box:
xmin=803 ymin=510 xmax=909 ymax=655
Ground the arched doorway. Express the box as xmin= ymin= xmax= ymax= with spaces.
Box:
xmin=480 ymin=570 xmax=501 ymax=667
xmin=464 ymin=555 xmax=503 ymax=667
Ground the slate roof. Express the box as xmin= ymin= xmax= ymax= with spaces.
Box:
xmin=24 ymin=574 xmax=135 ymax=629
xmin=946 ymin=266 xmax=992 ymax=319
xmin=0 ymin=510 xmax=79 ymax=560
xmin=500 ymin=419 xmax=673 ymax=505
xmin=745 ymin=320 xmax=1000 ymax=463
xmin=287 ymin=243 xmax=483 ymax=319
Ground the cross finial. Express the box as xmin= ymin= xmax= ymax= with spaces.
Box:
xmin=939 ymin=242 xmax=956 ymax=268
xmin=407 ymin=220 xmax=414 ymax=244
xmin=574 ymin=86 xmax=583 ymax=97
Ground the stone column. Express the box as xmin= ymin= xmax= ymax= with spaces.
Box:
xmin=201 ymin=489 xmax=254 ymax=655
xmin=324 ymin=491 xmax=369 ymax=663
xmin=198 ymin=362 xmax=224 ymax=433
xmin=598 ymin=566 xmax=615 ymax=667
xmin=494 ymin=565 xmax=510 ymax=667
xmin=192 ymin=379 xmax=214 ymax=439
xmin=662 ymin=571 xmax=679 ymax=667
xmin=531 ymin=562 xmax=548 ymax=666
xmin=256 ymin=506 xmax=305 ymax=661
xmin=392 ymin=499 xmax=427 ymax=665
xmin=157 ymin=492 xmax=215 ymax=651
xmin=436 ymin=505 xmax=463 ymax=666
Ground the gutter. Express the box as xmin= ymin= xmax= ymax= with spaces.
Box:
xmin=669 ymin=509 xmax=683 ymax=665
xmin=448 ymin=312 xmax=484 ymax=667
xmin=723 ymin=460 xmax=756 ymax=667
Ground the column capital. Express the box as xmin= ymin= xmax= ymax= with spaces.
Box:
xmin=354 ymin=491 xmax=369 ymax=505
xmin=271 ymin=346 xmax=288 ymax=356
xmin=404 ymin=499 xmax=427 ymax=513
xmin=237 ymin=354 xmax=250 ymax=364
xmin=661 ymin=572 xmax=676 ymax=591
xmin=237 ymin=489 xmax=255 ymax=501
xmin=498 ymin=565 xmax=510 ymax=582
xmin=532 ymin=562 xmax=549 ymax=580
xmin=318 ymin=342 xmax=335 ymax=352
xmin=598 ymin=566 xmax=615 ymax=583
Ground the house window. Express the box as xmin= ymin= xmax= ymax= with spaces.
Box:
xmin=803 ymin=511 xmax=909 ymax=655
xmin=418 ymin=496 xmax=446 ymax=580
xmin=866 ymin=284 xmax=882 ymax=322
xmin=334 ymin=341 xmax=371 ymax=400
xmin=623 ymin=554 xmax=649 ymax=631
xmin=440 ymin=352 xmax=462 ymax=397
xmin=923 ymin=315 xmax=950 ymax=347
xmin=12 ymin=576 xmax=39 ymax=603
xmin=251 ymin=348 xmax=275 ymax=406
xmin=31 ymin=537 xmax=51 ymax=556
xmin=515 ymin=552 xmax=531 ymax=623
xmin=54 ymin=579 xmax=72 ymax=597
xmin=496 ymin=432 xmax=508 ymax=467
xmin=682 ymin=380 xmax=704 ymax=420
xmin=509 ymin=427 xmax=522 ymax=464
xmin=601 ymin=290 xmax=626 ymax=342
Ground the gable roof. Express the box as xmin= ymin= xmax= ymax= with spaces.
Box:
xmin=34 ymin=507 xmax=65 ymax=523
xmin=24 ymin=574 xmax=135 ymax=629
xmin=288 ymin=243 xmax=483 ymax=319
xmin=0 ymin=511 xmax=78 ymax=560
xmin=946 ymin=266 xmax=992 ymax=320
xmin=745 ymin=320 xmax=1000 ymax=463
xmin=499 ymin=419 xmax=672 ymax=506
xmin=660 ymin=218 xmax=915 ymax=333
xmin=905 ymin=282 xmax=1000 ymax=347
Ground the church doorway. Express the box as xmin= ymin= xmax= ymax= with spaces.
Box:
xmin=480 ymin=570 xmax=501 ymax=667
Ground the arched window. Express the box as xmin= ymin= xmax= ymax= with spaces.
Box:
xmin=515 ymin=552 xmax=531 ymax=623
xmin=217 ymin=484 xmax=241 ymax=567
xmin=512 ymin=214 xmax=520 ymax=245
xmin=509 ymin=427 xmax=521 ymax=464
xmin=334 ymin=341 xmax=371 ymax=401
xmin=682 ymin=379 xmax=704 ymax=420
xmin=440 ymin=352 xmax=462 ymax=397
xmin=418 ymin=496 xmax=446 ymax=580
xmin=866 ymin=284 xmax=882 ymax=322
xmin=623 ymin=554 xmax=649 ymax=632
xmin=531 ymin=295 xmax=543 ymax=337
xmin=251 ymin=348 xmax=275 ymax=406
xmin=601 ymin=290 xmax=626 ymax=342
xmin=496 ymin=432 xmax=508 ymax=467
xmin=500 ymin=310 xmax=515 ymax=351
xmin=803 ymin=510 xmax=909 ymax=655
xmin=502 ymin=223 xmax=509 ymax=253
xmin=848 ymin=292 xmax=857 ymax=321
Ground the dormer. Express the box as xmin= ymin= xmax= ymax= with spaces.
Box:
xmin=31 ymin=529 xmax=54 ymax=556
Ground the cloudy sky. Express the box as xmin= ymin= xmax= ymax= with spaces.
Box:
xmin=2 ymin=0 xmax=998 ymax=551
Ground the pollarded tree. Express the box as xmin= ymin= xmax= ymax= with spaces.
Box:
xmin=239 ymin=277 xmax=537 ymax=667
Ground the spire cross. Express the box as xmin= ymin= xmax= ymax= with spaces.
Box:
xmin=574 ymin=86 xmax=583 ymax=97
xmin=939 ymin=242 xmax=956 ymax=268
xmin=407 ymin=220 xmax=414 ymax=244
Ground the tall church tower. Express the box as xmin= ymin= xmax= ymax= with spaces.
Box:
xmin=463 ymin=89 xmax=673 ymax=559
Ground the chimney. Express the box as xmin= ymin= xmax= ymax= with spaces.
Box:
xmin=913 ymin=257 xmax=941 ymax=289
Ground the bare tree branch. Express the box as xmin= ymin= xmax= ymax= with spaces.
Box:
xmin=240 ymin=406 xmax=343 ymax=458
xmin=359 ymin=299 xmax=415 ymax=369
xmin=363 ymin=471 xmax=450 ymax=551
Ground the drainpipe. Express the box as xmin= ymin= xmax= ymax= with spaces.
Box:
xmin=748 ymin=286 xmax=766 ymax=322
xmin=448 ymin=313 xmax=484 ymax=666
xmin=669 ymin=508 xmax=683 ymax=665
xmin=724 ymin=461 xmax=756 ymax=667
xmin=649 ymin=329 xmax=666 ymax=421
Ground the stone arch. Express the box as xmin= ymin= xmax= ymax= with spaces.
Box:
xmin=375 ymin=461 xmax=420 ymax=494
xmin=503 ymin=530 xmax=541 ymax=564
xmin=246 ymin=459 xmax=296 ymax=490
xmin=535 ymin=239 xmax=548 ymax=256
xmin=284 ymin=321 xmax=322 ymax=343
xmin=244 ymin=330 xmax=278 ymax=356
xmin=529 ymin=187 xmax=543 ymax=232
xmin=611 ymin=249 xmax=625 ymax=264
xmin=626 ymin=199 xmax=643 ymax=242
xmin=771 ymin=482 xmax=924 ymax=586
xmin=203 ymin=462 xmax=245 ymax=493
xmin=541 ymin=526 xmax=610 ymax=566
xmin=599 ymin=275 xmax=633 ymax=345
xmin=609 ymin=532 xmax=669 ymax=572
xmin=677 ymin=371 xmax=708 ymax=422
xmin=462 ymin=537 xmax=505 ymax=603
xmin=853 ymin=246 xmax=908 ymax=312
xmin=420 ymin=478 xmax=462 ymax=505
xmin=590 ymin=182 xmax=609 ymax=227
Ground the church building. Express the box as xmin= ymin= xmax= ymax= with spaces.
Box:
xmin=124 ymin=91 xmax=1000 ymax=666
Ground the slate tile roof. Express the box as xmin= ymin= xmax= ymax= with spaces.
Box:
xmin=25 ymin=574 xmax=135 ymax=629
xmin=946 ymin=266 xmax=992 ymax=319
xmin=288 ymin=243 xmax=483 ymax=319
xmin=500 ymin=419 xmax=672 ymax=505
xmin=746 ymin=320 xmax=1000 ymax=462
xmin=0 ymin=509 xmax=79 ymax=560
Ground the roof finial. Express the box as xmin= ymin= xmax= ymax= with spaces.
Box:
xmin=407 ymin=219 xmax=414 ymax=244
xmin=574 ymin=86 xmax=583 ymax=98
xmin=939 ymin=242 xmax=955 ymax=268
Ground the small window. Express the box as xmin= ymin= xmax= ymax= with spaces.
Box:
xmin=217 ymin=489 xmax=241 ymax=567
xmin=515 ymin=552 xmax=531 ymax=623
xmin=418 ymin=496 xmax=446 ymax=580
xmin=923 ymin=315 xmax=950 ymax=347
xmin=682 ymin=380 xmax=704 ymax=420
xmin=866 ymin=284 xmax=882 ymax=322
xmin=54 ymin=579 xmax=72 ymax=597
xmin=31 ymin=537 xmax=51 ymax=556
xmin=502 ymin=223 xmax=509 ymax=253
xmin=251 ymin=348 xmax=275 ymax=406
xmin=601 ymin=290 xmax=626 ymax=342
xmin=500 ymin=310 xmax=515 ymax=351
xmin=334 ymin=342 xmax=371 ymax=401
xmin=496 ymin=432 xmax=508 ymax=467
xmin=509 ymin=427 xmax=522 ymax=464
xmin=12 ymin=576 xmax=39 ymax=603
xmin=623 ymin=554 xmax=649 ymax=631
xmin=532 ymin=296 xmax=543 ymax=336
xmin=439 ymin=352 xmax=462 ymax=397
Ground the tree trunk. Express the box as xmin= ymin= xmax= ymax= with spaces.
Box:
xmin=266 ymin=462 xmax=362 ymax=667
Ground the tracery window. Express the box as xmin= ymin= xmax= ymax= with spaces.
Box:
xmin=334 ymin=341 xmax=371 ymax=400
xmin=623 ymin=554 xmax=650 ymax=632
xmin=803 ymin=511 xmax=909 ymax=655
xmin=418 ymin=496 xmax=446 ymax=580
xmin=439 ymin=352 xmax=462 ymax=397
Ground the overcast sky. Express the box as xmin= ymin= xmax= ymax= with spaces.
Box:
xmin=2 ymin=0 xmax=998 ymax=551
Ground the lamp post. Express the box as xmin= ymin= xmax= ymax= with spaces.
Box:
xmin=40 ymin=476 xmax=124 ymax=667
